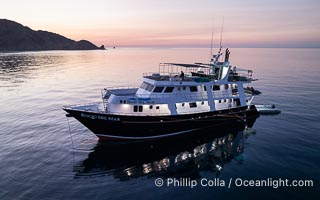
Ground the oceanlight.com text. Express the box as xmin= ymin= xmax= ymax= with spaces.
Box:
xmin=154 ymin=177 xmax=314 ymax=189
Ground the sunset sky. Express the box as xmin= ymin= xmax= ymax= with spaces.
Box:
xmin=1 ymin=0 xmax=320 ymax=48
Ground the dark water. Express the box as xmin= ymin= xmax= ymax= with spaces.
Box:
xmin=0 ymin=48 xmax=319 ymax=200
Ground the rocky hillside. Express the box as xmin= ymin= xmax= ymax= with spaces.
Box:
xmin=0 ymin=19 xmax=105 ymax=51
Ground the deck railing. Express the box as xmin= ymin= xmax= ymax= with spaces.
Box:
xmin=64 ymin=102 xmax=106 ymax=113
xmin=143 ymin=72 xmax=195 ymax=82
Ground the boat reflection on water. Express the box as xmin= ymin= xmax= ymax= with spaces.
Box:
xmin=73 ymin=116 xmax=258 ymax=181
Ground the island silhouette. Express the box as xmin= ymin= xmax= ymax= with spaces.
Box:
xmin=0 ymin=19 xmax=105 ymax=51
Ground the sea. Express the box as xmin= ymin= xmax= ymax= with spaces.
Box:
xmin=0 ymin=48 xmax=319 ymax=200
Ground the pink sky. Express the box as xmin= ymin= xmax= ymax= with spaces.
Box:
xmin=1 ymin=0 xmax=320 ymax=47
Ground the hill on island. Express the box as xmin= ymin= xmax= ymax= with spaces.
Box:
xmin=0 ymin=19 xmax=105 ymax=51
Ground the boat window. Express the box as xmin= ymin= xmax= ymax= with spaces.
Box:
xmin=232 ymin=88 xmax=238 ymax=95
xmin=225 ymin=84 xmax=229 ymax=90
xmin=190 ymin=86 xmax=198 ymax=92
xmin=156 ymin=106 xmax=160 ymax=109
xmin=201 ymin=101 xmax=204 ymax=105
xmin=219 ymin=100 xmax=221 ymax=103
xmin=164 ymin=87 xmax=174 ymax=93
xmin=224 ymin=99 xmax=227 ymax=102
xmin=203 ymin=86 xmax=207 ymax=91
xmin=133 ymin=105 xmax=143 ymax=112
xmin=120 ymin=100 xmax=123 ymax=103
xmin=235 ymin=98 xmax=241 ymax=106
xmin=147 ymin=85 xmax=154 ymax=92
xmin=153 ymin=86 xmax=164 ymax=93
xmin=182 ymin=103 xmax=185 ymax=107
xmin=123 ymin=100 xmax=127 ymax=104
xmin=149 ymin=105 xmax=153 ymax=109
xmin=140 ymin=82 xmax=147 ymax=89
xmin=189 ymin=102 xmax=197 ymax=108
xmin=212 ymin=85 xmax=220 ymax=91
xmin=140 ymin=81 xmax=154 ymax=92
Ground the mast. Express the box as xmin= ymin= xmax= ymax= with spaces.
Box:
xmin=225 ymin=48 xmax=230 ymax=62
xmin=209 ymin=17 xmax=225 ymax=75
xmin=217 ymin=17 xmax=224 ymax=62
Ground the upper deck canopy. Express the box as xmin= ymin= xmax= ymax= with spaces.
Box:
xmin=162 ymin=63 xmax=210 ymax=68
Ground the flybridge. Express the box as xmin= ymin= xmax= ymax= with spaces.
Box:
xmin=143 ymin=48 xmax=253 ymax=83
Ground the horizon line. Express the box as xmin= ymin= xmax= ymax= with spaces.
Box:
xmin=107 ymin=45 xmax=320 ymax=49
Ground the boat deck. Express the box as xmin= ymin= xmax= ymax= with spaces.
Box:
xmin=64 ymin=102 xmax=106 ymax=113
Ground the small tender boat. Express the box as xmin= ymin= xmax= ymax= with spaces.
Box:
xmin=255 ymin=104 xmax=281 ymax=114
xmin=244 ymin=86 xmax=262 ymax=95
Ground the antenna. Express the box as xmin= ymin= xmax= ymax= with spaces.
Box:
xmin=219 ymin=17 xmax=224 ymax=49
xmin=209 ymin=20 xmax=214 ymax=63
xmin=210 ymin=23 xmax=214 ymax=57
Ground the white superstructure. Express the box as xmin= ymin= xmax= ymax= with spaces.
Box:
xmin=102 ymin=48 xmax=255 ymax=116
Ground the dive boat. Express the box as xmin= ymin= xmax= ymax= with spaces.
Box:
xmin=63 ymin=48 xmax=260 ymax=140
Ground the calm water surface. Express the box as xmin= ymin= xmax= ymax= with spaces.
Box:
xmin=0 ymin=48 xmax=319 ymax=200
